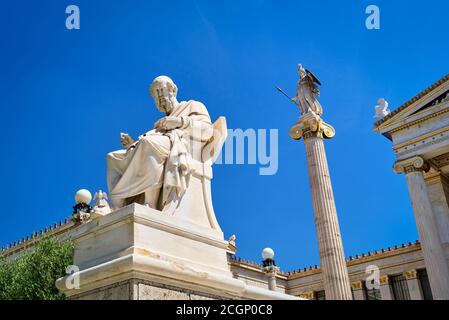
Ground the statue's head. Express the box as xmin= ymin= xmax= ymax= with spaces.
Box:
xmin=377 ymin=98 xmax=388 ymax=108
xmin=298 ymin=64 xmax=307 ymax=79
xmin=150 ymin=75 xmax=178 ymax=113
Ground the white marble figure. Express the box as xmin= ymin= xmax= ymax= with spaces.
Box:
xmin=292 ymin=64 xmax=323 ymax=116
xmin=106 ymin=76 xmax=214 ymax=211
xmin=93 ymin=190 xmax=111 ymax=214
xmin=374 ymin=98 xmax=390 ymax=118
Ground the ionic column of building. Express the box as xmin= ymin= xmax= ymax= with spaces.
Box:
xmin=379 ymin=275 xmax=394 ymax=300
xmin=394 ymin=156 xmax=449 ymax=300
xmin=404 ymin=269 xmax=424 ymax=300
xmin=425 ymin=172 xmax=449 ymax=246
xmin=290 ymin=112 xmax=352 ymax=300
xmin=351 ymin=281 xmax=366 ymax=300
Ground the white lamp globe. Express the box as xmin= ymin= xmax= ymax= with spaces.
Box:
xmin=75 ymin=189 xmax=92 ymax=205
xmin=262 ymin=247 xmax=275 ymax=260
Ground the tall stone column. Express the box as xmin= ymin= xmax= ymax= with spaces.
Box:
xmin=290 ymin=112 xmax=352 ymax=300
xmin=394 ymin=156 xmax=449 ymax=300
xmin=425 ymin=173 xmax=449 ymax=245
xmin=405 ymin=269 xmax=424 ymax=300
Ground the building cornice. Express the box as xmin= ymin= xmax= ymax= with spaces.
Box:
xmin=228 ymin=256 xmax=289 ymax=279
xmin=388 ymin=102 xmax=449 ymax=136
xmin=0 ymin=217 xmax=75 ymax=259
xmin=393 ymin=126 xmax=449 ymax=152
xmin=287 ymin=241 xmax=421 ymax=280
xmin=374 ymin=74 xmax=449 ymax=128
xmin=230 ymin=240 xmax=422 ymax=281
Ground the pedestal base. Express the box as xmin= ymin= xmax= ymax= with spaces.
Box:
xmin=56 ymin=204 xmax=299 ymax=300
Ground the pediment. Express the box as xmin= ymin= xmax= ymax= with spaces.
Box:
xmin=375 ymin=74 xmax=449 ymax=139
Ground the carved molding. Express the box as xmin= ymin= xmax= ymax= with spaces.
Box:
xmin=393 ymin=127 xmax=449 ymax=152
xmin=394 ymin=156 xmax=430 ymax=174
xmin=395 ymin=131 xmax=449 ymax=159
xmin=428 ymin=152 xmax=449 ymax=169
xmin=289 ymin=111 xmax=335 ymax=140
xmin=390 ymin=104 xmax=449 ymax=134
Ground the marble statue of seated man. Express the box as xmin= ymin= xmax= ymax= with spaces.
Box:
xmin=106 ymin=76 xmax=213 ymax=210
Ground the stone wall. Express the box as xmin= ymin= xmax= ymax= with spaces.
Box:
xmin=69 ymin=279 xmax=223 ymax=300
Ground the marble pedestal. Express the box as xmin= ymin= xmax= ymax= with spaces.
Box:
xmin=56 ymin=204 xmax=299 ymax=300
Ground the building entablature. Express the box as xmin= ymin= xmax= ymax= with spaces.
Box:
xmin=374 ymin=74 xmax=449 ymax=162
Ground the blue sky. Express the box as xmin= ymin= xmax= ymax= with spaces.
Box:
xmin=0 ymin=0 xmax=448 ymax=271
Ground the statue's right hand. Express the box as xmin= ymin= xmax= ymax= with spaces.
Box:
xmin=120 ymin=133 xmax=135 ymax=148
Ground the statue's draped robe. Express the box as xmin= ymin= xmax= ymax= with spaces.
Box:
xmin=107 ymin=100 xmax=213 ymax=209
xmin=296 ymin=76 xmax=323 ymax=116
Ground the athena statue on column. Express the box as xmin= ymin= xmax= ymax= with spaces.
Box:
xmin=292 ymin=64 xmax=323 ymax=116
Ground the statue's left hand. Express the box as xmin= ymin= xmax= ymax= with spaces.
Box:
xmin=154 ymin=116 xmax=183 ymax=130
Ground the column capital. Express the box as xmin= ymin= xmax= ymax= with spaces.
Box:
xmin=298 ymin=291 xmax=314 ymax=299
xmin=379 ymin=275 xmax=390 ymax=285
xmin=289 ymin=111 xmax=335 ymax=140
xmin=393 ymin=156 xmax=430 ymax=174
xmin=405 ymin=269 xmax=418 ymax=280
xmin=351 ymin=281 xmax=363 ymax=291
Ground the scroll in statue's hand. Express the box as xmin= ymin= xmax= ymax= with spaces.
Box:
xmin=154 ymin=116 xmax=183 ymax=131
xmin=120 ymin=133 xmax=135 ymax=149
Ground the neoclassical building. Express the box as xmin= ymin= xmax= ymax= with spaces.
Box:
xmin=1 ymin=74 xmax=449 ymax=300
xmin=0 ymin=220 xmax=433 ymax=300
xmin=374 ymin=73 xmax=449 ymax=299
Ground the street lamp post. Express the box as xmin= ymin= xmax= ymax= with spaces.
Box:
xmin=72 ymin=189 xmax=93 ymax=223
xmin=261 ymin=248 xmax=279 ymax=291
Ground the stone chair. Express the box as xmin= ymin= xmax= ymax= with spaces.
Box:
xmin=161 ymin=116 xmax=227 ymax=232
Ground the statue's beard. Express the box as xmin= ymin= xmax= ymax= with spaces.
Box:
xmin=158 ymin=101 xmax=173 ymax=114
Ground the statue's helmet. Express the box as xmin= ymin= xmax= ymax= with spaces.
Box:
xmin=150 ymin=75 xmax=178 ymax=97
xmin=298 ymin=64 xmax=306 ymax=78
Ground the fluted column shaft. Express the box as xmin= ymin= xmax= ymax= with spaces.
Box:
xmin=395 ymin=156 xmax=449 ymax=299
xmin=302 ymin=131 xmax=352 ymax=300
xmin=290 ymin=111 xmax=352 ymax=300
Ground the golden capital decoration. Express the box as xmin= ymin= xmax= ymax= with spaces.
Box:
xmin=298 ymin=291 xmax=314 ymax=299
xmin=405 ymin=269 xmax=418 ymax=280
xmin=393 ymin=156 xmax=430 ymax=175
xmin=351 ymin=281 xmax=363 ymax=291
xmin=289 ymin=111 xmax=335 ymax=140
xmin=379 ymin=275 xmax=389 ymax=285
